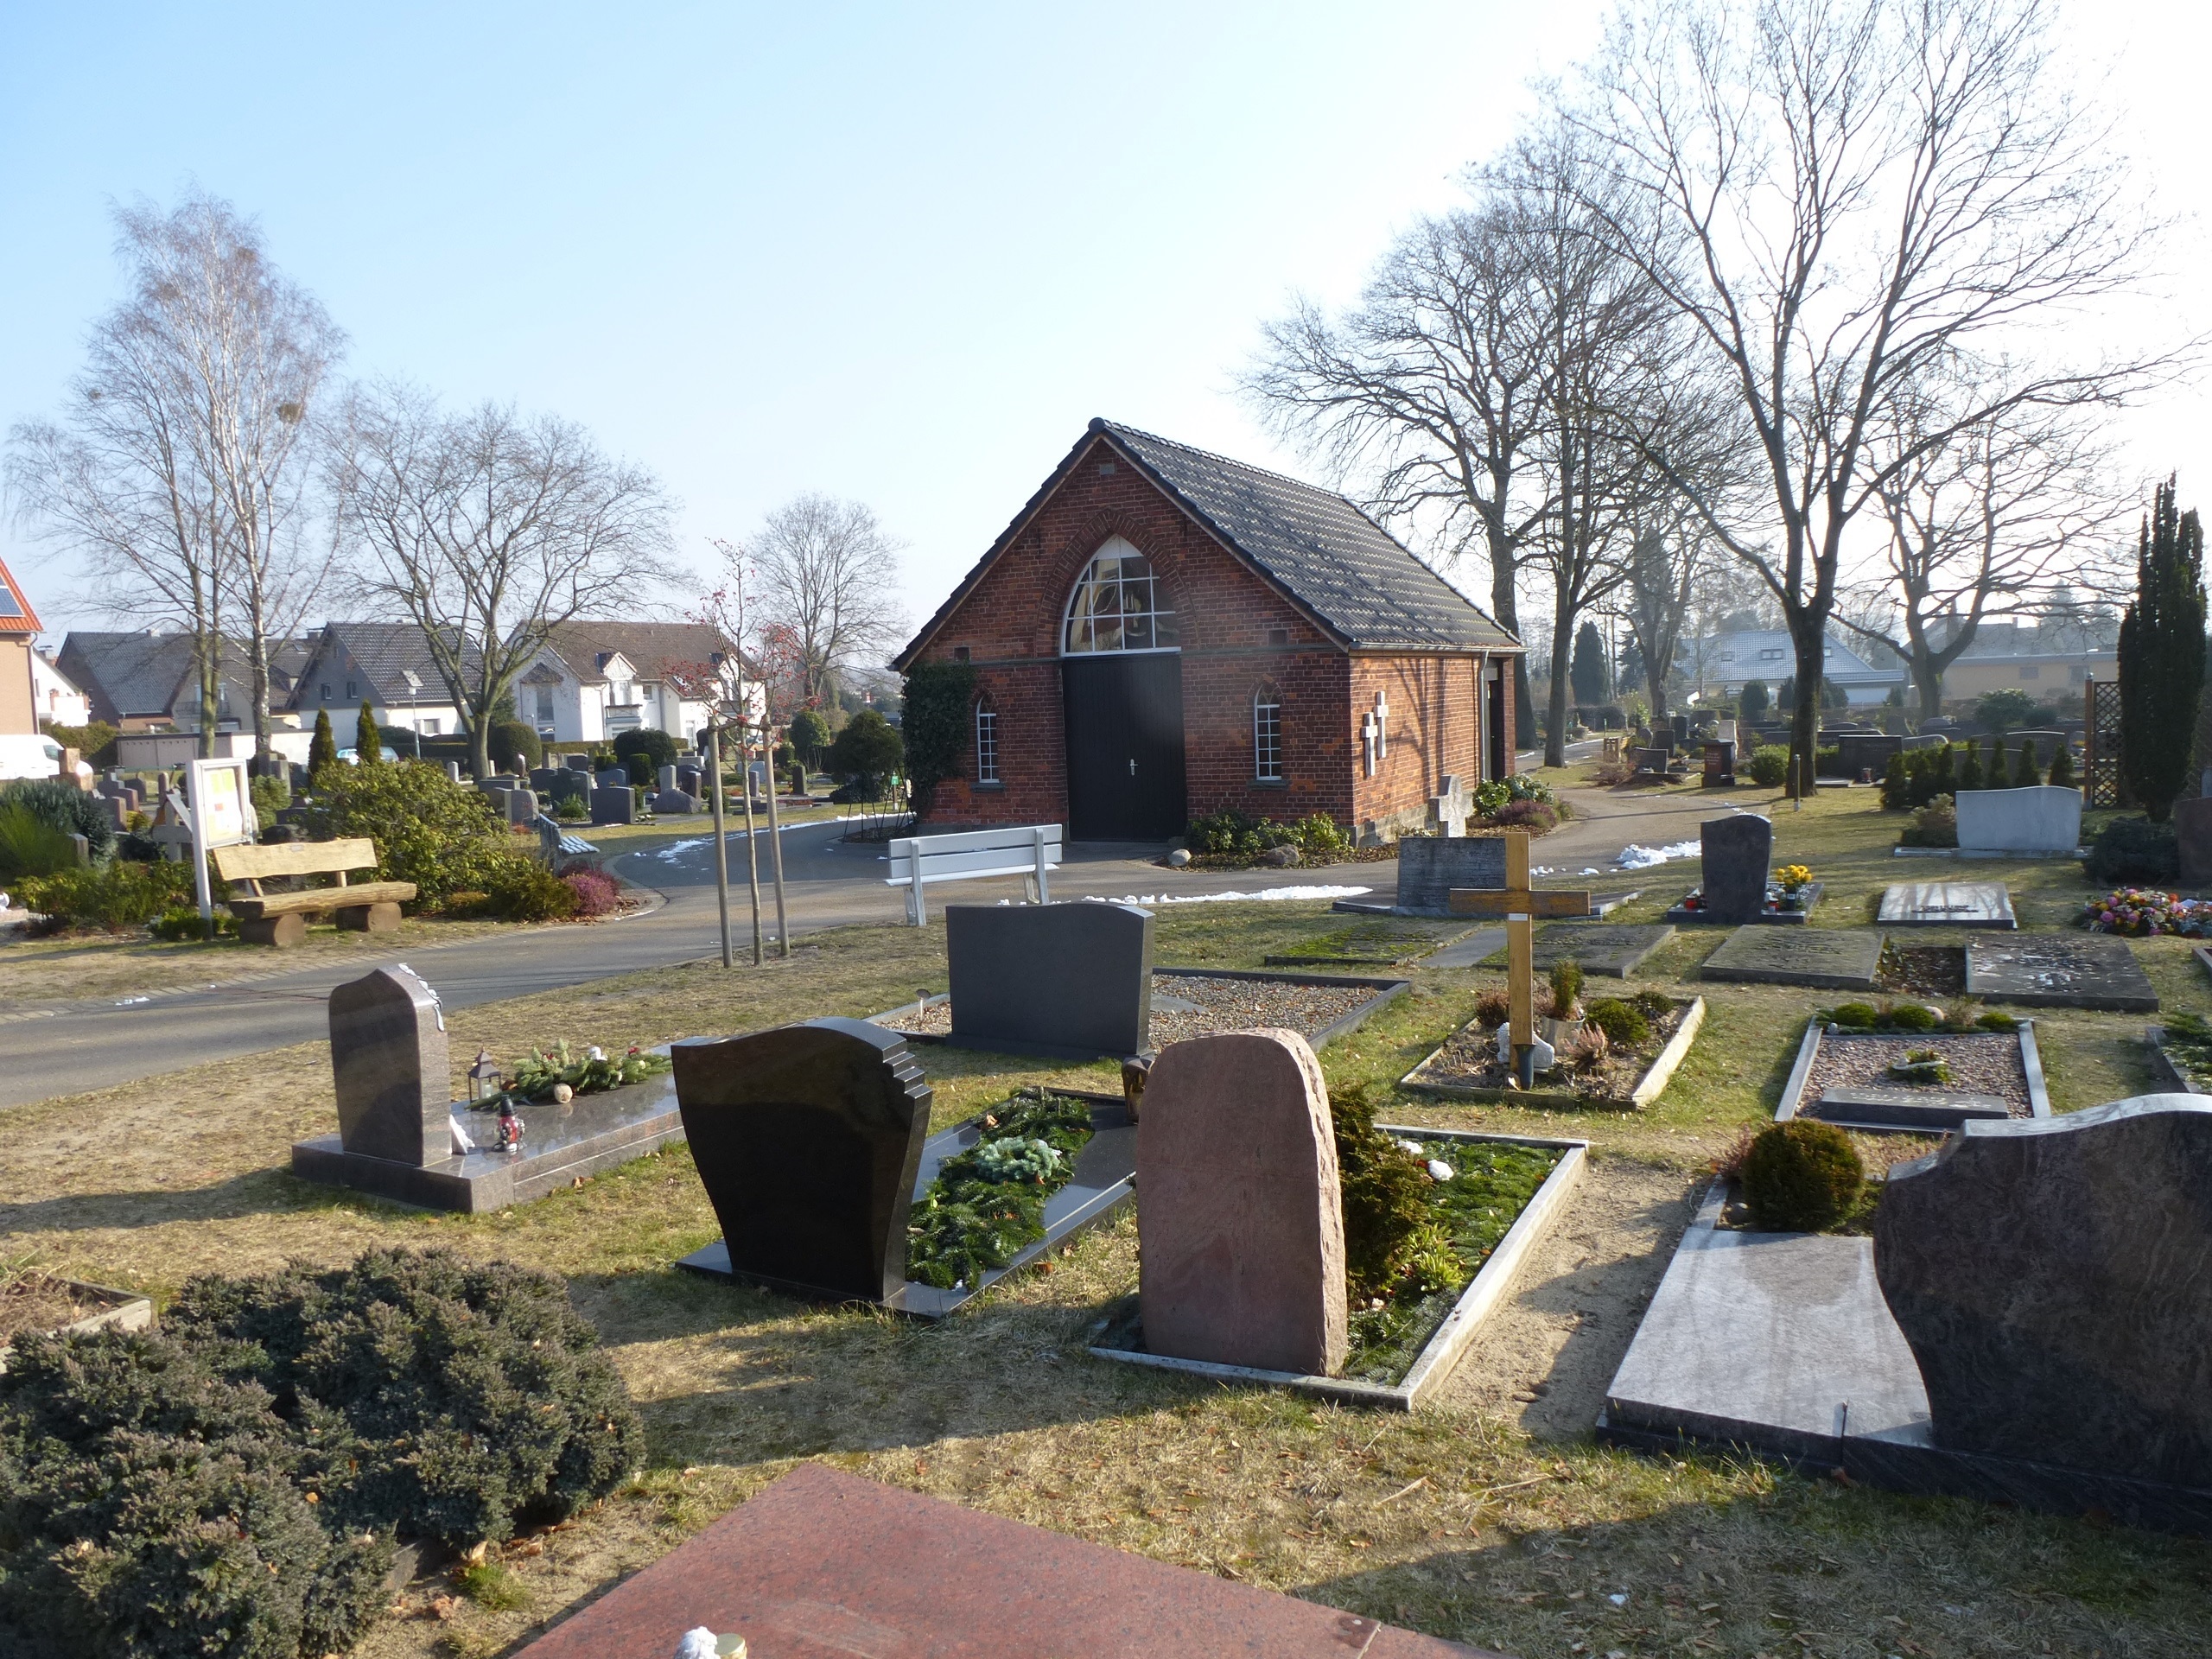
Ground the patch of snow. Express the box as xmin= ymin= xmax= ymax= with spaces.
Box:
xmin=650 ymin=838 xmax=709 ymax=862
xmin=1426 ymin=1159 xmax=1454 ymax=1182
xmin=1614 ymin=840 xmax=1700 ymax=870
xmin=1082 ymin=885 xmax=1372 ymax=906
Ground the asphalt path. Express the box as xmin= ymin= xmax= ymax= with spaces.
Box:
xmin=0 ymin=765 xmax=1748 ymax=1109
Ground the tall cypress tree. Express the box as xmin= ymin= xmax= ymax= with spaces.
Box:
xmin=2118 ymin=478 xmax=2207 ymax=821
xmin=308 ymin=707 xmax=338 ymax=779
xmin=1569 ymin=621 xmax=1611 ymax=709
xmin=355 ymin=699 xmax=382 ymax=766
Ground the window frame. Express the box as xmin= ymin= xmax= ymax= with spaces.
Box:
xmin=1060 ymin=537 xmax=1179 ymax=656
xmin=1253 ymin=687 xmax=1284 ymax=784
xmin=974 ymin=697 xmax=1001 ymax=786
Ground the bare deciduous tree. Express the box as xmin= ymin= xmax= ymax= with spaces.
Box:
xmin=7 ymin=191 xmax=342 ymax=757
xmin=741 ymin=495 xmax=906 ymax=711
xmin=1623 ymin=510 xmax=1729 ymax=720
xmin=1838 ymin=369 xmax=2126 ymax=717
xmin=330 ymin=382 xmax=678 ymax=777
xmin=1246 ymin=205 xmax=1552 ymax=747
xmin=1573 ymin=0 xmax=2169 ymax=792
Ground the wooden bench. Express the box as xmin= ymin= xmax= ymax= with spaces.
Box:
xmin=211 ymin=838 xmax=417 ymax=946
xmin=884 ymin=824 xmax=1061 ymax=925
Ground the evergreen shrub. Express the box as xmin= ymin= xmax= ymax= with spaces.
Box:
xmin=1583 ymin=997 xmax=1649 ymax=1047
xmin=1330 ymin=1085 xmax=1451 ymax=1300
xmin=1740 ymin=1119 xmax=1865 ymax=1231
xmin=298 ymin=760 xmax=522 ymax=907
xmin=0 ymin=779 xmax=114 ymax=858
xmin=16 ymin=859 xmax=195 ymax=931
xmin=491 ymin=721 xmax=543 ymax=772
xmin=1747 ymin=746 xmax=1789 ymax=786
xmin=2084 ymin=817 xmax=2181 ymax=885
xmin=611 ymin=728 xmax=677 ymax=784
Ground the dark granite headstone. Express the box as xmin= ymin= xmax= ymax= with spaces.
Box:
xmin=1393 ymin=836 xmax=1508 ymax=913
xmin=327 ymin=966 xmax=448 ymax=1166
xmin=944 ymin=902 xmax=1153 ymax=1059
xmin=547 ymin=768 xmax=589 ymax=804
xmin=594 ymin=767 xmax=628 ymax=792
xmin=564 ymin=753 xmax=594 ymax=771
xmin=672 ymin=1019 xmax=931 ymax=1303
xmin=590 ymin=786 xmax=635 ymax=825
xmin=2177 ymin=796 xmax=2212 ymax=890
xmin=1701 ymin=741 xmax=1735 ymax=785
xmin=1699 ymin=814 xmax=1772 ymax=925
xmin=529 ymin=767 xmax=561 ymax=793
xmin=1633 ymin=746 xmax=1669 ymax=774
xmin=1834 ymin=733 xmax=1903 ymax=779
xmin=1876 ymin=1094 xmax=2212 ymax=1488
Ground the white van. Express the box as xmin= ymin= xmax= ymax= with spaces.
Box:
xmin=0 ymin=734 xmax=92 ymax=783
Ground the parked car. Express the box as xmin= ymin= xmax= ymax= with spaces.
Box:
xmin=0 ymin=733 xmax=89 ymax=782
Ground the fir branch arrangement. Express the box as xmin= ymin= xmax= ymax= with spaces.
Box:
xmin=906 ymin=1091 xmax=1093 ymax=1291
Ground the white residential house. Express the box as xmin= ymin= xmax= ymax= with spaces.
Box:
xmin=285 ymin=622 xmax=470 ymax=736
xmin=1682 ymin=629 xmax=1906 ymax=706
xmin=520 ymin=622 xmax=748 ymax=746
xmin=31 ymin=649 xmax=90 ymax=728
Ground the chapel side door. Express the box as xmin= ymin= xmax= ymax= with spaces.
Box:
xmin=1062 ymin=653 xmax=1187 ymax=841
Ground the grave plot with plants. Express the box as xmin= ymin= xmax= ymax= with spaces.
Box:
xmin=906 ymin=1090 xmax=1098 ymax=1292
xmin=1777 ymin=1000 xmax=2049 ymax=1132
xmin=1400 ymin=961 xmax=1704 ymax=1109
xmin=2145 ymin=1010 xmax=2212 ymax=1092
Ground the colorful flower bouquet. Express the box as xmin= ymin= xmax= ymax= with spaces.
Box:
xmin=2082 ymin=887 xmax=2212 ymax=938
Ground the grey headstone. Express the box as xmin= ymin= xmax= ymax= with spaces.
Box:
xmin=2177 ymin=795 xmax=2212 ymax=890
xmin=590 ymin=786 xmax=636 ymax=825
xmin=945 ymin=902 xmax=1154 ymax=1059
xmin=1955 ymin=785 xmax=2082 ymax=855
xmin=595 ymin=768 xmax=629 ymax=793
xmin=1965 ymin=934 xmax=2158 ymax=1012
xmin=1701 ymin=926 xmax=1881 ymax=988
xmin=652 ymin=788 xmax=699 ymax=815
xmin=677 ymin=764 xmax=704 ymax=796
xmin=1699 ymin=815 xmax=1773 ymax=925
xmin=658 ymin=764 xmax=678 ymax=792
xmin=1876 ymin=1094 xmax=2212 ymax=1487
xmin=67 ymin=832 xmax=90 ymax=866
xmin=1634 ymin=747 xmax=1669 ymax=773
xmin=444 ymin=761 xmax=463 ymax=783
xmin=548 ymin=768 xmax=590 ymax=804
xmin=1529 ymin=922 xmax=1676 ymax=978
xmin=480 ymin=773 xmax=519 ymax=792
xmin=1137 ymin=1030 xmax=1347 ymax=1377
xmin=1877 ymin=882 xmax=2017 ymax=929
xmin=671 ymin=1019 xmax=931 ymax=1303
xmin=565 ymin=753 xmax=594 ymax=771
xmin=328 ymin=966 xmax=448 ymax=1167
xmin=1393 ymin=836 xmax=1507 ymax=913
xmin=503 ymin=787 xmax=539 ymax=824
xmin=530 ymin=767 xmax=561 ymax=793
xmin=1808 ymin=1085 xmax=2014 ymax=1132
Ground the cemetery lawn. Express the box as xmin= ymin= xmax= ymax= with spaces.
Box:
xmin=5 ymin=788 xmax=2209 ymax=1657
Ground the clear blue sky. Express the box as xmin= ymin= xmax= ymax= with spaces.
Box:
xmin=3 ymin=1 xmax=2203 ymax=655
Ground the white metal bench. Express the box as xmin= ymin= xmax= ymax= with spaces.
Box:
xmin=885 ymin=824 xmax=1062 ymax=925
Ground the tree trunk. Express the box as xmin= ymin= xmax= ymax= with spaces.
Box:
xmin=248 ymin=628 xmax=273 ymax=763
xmin=195 ymin=632 xmax=221 ymax=760
xmin=1913 ymin=653 xmax=1944 ymax=721
xmin=1786 ymin=615 xmax=1826 ymax=797
xmin=1643 ymin=658 xmax=1669 ymax=723
xmin=1485 ymin=518 xmax=1535 ymax=752
xmin=468 ymin=715 xmax=493 ymax=780
xmin=1545 ymin=592 xmax=1576 ymax=769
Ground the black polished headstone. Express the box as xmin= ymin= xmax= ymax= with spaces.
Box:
xmin=328 ymin=966 xmax=448 ymax=1166
xmin=1699 ymin=814 xmax=1773 ymax=925
xmin=672 ymin=1020 xmax=931 ymax=1303
xmin=548 ymin=768 xmax=590 ymax=804
xmin=1876 ymin=1095 xmax=2212 ymax=1489
xmin=590 ymin=787 xmax=635 ymax=825
xmin=945 ymin=902 xmax=1154 ymax=1059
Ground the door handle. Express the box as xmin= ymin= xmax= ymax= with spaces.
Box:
xmin=1128 ymin=759 xmax=1137 ymax=776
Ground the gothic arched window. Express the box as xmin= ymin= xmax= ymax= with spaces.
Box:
xmin=974 ymin=696 xmax=1001 ymax=785
xmin=1061 ymin=537 xmax=1179 ymax=654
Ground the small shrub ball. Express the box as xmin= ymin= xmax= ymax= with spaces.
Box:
xmin=1740 ymin=1120 xmax=1865 ymax=1231
xmin=1583 ymin=997 xmax=1650 ymax=1047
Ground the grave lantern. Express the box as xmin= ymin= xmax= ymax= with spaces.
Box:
xmin=467 ymin=1048 xmax=504 ymax=1105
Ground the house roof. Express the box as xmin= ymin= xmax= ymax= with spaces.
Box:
xmin=0 ymin=558 xmax=41 ymax=636
xmin=58 ymin=631 xmax=202 ymax=721
xmin=537 ymin=621 xmax=741 ymax=689
xmin=1689 ymin=631 xmax=1904 ymax=683
xmin=895 ymin=418 xmax=1521 ymax=668
xmin=296 ymin=622 xmax=483 ymax=708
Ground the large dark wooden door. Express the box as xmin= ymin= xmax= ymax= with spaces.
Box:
xmin=1062 ymin=653 xmax=1187 ymax=841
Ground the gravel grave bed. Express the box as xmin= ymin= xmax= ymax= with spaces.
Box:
xmin=877 ymin=973 xmax=1384 ymax=1046
xmin=1806 ymin=1031 xmax=2031 ymax=1113
xmin=1878 ymin=943 xmax=1967 ymax=995
xmin=1416 ymin=1002 xmax=1689 ymax=1103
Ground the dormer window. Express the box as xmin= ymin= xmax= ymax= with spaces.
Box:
xmin=1062 ymin=537 xmax=1178 ymax=654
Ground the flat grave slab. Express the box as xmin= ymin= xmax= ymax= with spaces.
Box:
xmin=1599 ymin=1185 xmax=2212 ymax=1531
xmin=1965 ymin=932 xmax=2159 ymax=1012
xmin=1666 ymin=882 xmax=1823 ymax=925
xmin=1427 ymin=926 xmax=1506 ymax=969
xmin=513 ymin=1464 xmax=1492 ymax=1658
xmin=1262 ymin=917 xmax=1472 ymax=968
xmin=679 ymin=1090 xmax=1135 ymax=1319
xmin=293 ymin=1060 xmax=685 ymax=1213
xmin=1471 ymin=923 xmax=1675 ymax=978
xmin=1700 ymin=925 xmax=1882 ymax=989
xmin=1878 ymin=881 xmax=2017 ymax=929
xmin=1808 ymin=1084 xmax=2014 ymax=1133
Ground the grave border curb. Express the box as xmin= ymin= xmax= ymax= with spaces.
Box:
xmin=0 ymin=1279 xmax=154 ymax=1376
xmin=1395 ymin=997 xmax=1706 ymax=1112
xmin=1775 ymin=1018 xmax=2050 ymax=1131
xmin=2143 ymin=1027 xmax=2203 ymax=1096
xmin=1086 ymin=1129 xmax=1587 ymax=1410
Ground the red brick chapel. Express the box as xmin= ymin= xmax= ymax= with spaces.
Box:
xmin=895 ymin=419 xmax=1523 ymax=844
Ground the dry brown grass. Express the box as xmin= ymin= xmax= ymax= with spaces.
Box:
xmin=6 ymin=843 xmax=2212 ymax=1657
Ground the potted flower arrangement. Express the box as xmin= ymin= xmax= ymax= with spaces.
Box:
xmin=1775 ymin=864 xmax=1814 ymax=912
xmin=2082 ymin=887 xmax=2212 ymax=938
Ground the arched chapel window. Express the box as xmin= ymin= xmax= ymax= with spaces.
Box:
xmin=974 ymin=696 xmax=1001 ymax=784
xmin=1254 ymin=686 xmax=1283 ymax=781
xmin=1062 ymin=537 xmax=1179 ymax=654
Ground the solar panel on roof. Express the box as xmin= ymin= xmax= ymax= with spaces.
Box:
xmin=0 ymin=586 xmax=22 ymax=619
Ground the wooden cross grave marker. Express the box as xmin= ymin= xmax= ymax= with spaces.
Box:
xmin=1497 ymin=830 xmax=1554 ymax=1089
xmin=1446 ymin=828 xmax=1596 ymax=918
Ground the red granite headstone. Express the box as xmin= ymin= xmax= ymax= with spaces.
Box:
xmin=515 ymin=1464 xmax=1491 ymax=1657
xmin=1136 ymin=1028 xmax=1349 ymax=1376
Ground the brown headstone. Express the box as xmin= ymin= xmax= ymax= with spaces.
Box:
xmin=2177 ymin=795 xmax=2212 ymax=890
xmin=327 ymin=965 xmax=449 ymax=1166
xmin=1136 ymin=1029 xmax=1347 ymax=1376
